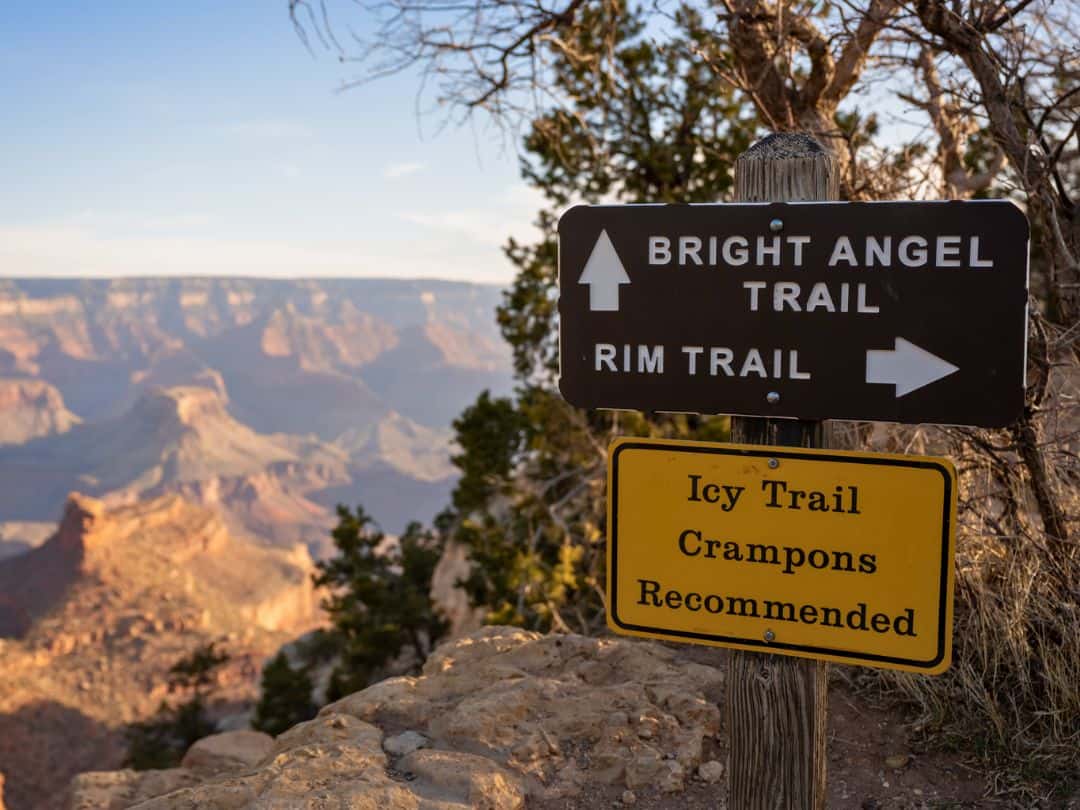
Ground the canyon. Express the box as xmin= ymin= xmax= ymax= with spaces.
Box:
xmin=0 ymin=278 xmax=511 ymax=809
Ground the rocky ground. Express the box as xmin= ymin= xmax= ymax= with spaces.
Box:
xmin=65 ymin=626 xmax=1015 ymax=810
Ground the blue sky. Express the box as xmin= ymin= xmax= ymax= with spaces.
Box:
xmin=0 ymin=0 xmax=542 ymax=282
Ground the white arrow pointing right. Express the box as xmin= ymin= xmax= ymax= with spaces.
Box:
xmin=866 ymin=338 xmax=959 ymax=397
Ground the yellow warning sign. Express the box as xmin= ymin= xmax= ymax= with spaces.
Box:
xmin=606 ymin=438 xmax=956 ymax=674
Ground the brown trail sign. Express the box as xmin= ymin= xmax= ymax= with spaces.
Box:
xmin=557 ymin=173 xmax=1029 ymax=428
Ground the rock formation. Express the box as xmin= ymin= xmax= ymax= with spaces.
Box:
xmin=68 ymin=627 xmax=728 ymax=809
xmin=0 ymin=384 xmax=453 ymax=556
xmin=0 ymin=494 xmax=325 ymax=810
xmin=0 ymin=278 xmax=511 ymax=536
xmin=0 ymin=378 xmax=80 ymax=444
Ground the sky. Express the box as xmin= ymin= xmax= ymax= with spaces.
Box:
xmin=0 ymin=0 xmax=544 ymax=283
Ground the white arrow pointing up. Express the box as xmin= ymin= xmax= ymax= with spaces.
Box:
xmin=578 ymin=229 xmax=631 ymax=311
xmin=866 ymin=338 xmax=959 ymax=397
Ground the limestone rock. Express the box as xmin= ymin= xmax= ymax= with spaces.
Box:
xmin=68 ymin=769 xmax=202 ymax=810
xmin=698 ymin=759 xmax=724 ymax=784
xmin=68 ymin=627 xmax=725 ymax=808
xmin=399 ymin=749 xmax=525 ymax=808
xmin=383 ymin=730 xmax=429 ymax=757
xmin=180 ymin=730 xmax=274 ymax=775
xmin=0 ymin=378 xmax=81 ymax=445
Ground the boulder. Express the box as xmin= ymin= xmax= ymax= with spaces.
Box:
xmin=383 ymin=730 xmax=429 ymax=757
xmin=180 ymin=730 xmax=274 ymax=775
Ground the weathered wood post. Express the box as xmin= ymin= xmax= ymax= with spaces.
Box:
xmin=727 ymin=132 xmax=839 ymax=810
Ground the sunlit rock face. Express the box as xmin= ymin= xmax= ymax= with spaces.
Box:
xmin=70 ymin=627 xmax=728 ymax=809
xmin=0 ymin=379 xmax=80 ymax=445
xmin=0 ymin=494 xmax=325 ymax=810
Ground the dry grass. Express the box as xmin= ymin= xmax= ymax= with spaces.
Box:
xmin=840 ymin=342 xmax=1080 ymax=804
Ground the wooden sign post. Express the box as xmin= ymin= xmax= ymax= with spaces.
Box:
xmin=727 ymin=133 xmax=836 ymax=810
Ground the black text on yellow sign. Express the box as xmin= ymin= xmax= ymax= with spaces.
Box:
xmin=606 ymin=439 xmax=957 ymax=674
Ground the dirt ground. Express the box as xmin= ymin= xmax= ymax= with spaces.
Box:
xmin=533 ymin=644 xmax=1036 ymax=810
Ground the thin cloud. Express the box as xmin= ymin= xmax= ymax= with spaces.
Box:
xmin=66 ymin=210 xmax=214 ymax=233
xmin=383 ymin=162 xmax=425 ymax=179
xmin=399 ymin=183 xmax=545 ymax=247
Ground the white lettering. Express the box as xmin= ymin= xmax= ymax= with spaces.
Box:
xmin=899 ymin=236 xmax=928 ymax=267
xmin=805 ymin=282 xmax=835 ymax=312
xmin=744 ymin=281 xmax=767 ymax=311
xmin=866 ymin=236 xmax=891 ymax=267
xmin=710 ymin=347 xmax=734 ymax=376
xmin=788 ymin=236 xmax=810 ymax=267
xmin=790 ymin=350 xmax=811 ymax=379
xmin=682 ymin=346 xmax=704 ymax=375
xmin=638 ymin=345 xmax=664 ymax=374
xmin=679 ymin=236 xmax=703 ymax=266
xmin=936 ymin=236 xmax=961 ymax=267
xmin=774 ymin=282 xmax=802 ymax=312
xmin=739 ymin=349 xmax=767 ymax=378
xmin=970 ymin=236 xmax=993 ymax=268
xmin=856 ymin=284 xmax=880 ymax=313
xmin=595 ymin=344 xmax=617 ymax=372
xmin=757 ymin=236 xmax=781 ymax=266
xmin=723 ymin=236 xmax=749 ymax=266
xmin=649 ymin=237 xmax=671 ymax=265
xmin=828 ymin=236 xmax=858 ymax=267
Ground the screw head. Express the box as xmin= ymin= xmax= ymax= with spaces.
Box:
xmin=764 ymin=629 xmax=776 ymax=643
xmin=768 ymin=458 xmax=779 ymax=469
xmin=766 ymin=391 xmax=780 ymax=404
xmin=769 ymin=218 xmax=784 ymax=232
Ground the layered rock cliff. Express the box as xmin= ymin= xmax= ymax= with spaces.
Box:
xmin=0 ymin=494 xmax=324 ymax=810
xmin=0 ymin=378 xmax=80 ymax=444
xmin=0 ymin=278 xmax=510 ymax=536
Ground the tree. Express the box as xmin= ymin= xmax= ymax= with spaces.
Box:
xmin=314 ymin=506 xmax=448 ymax=700
xmin=293 ymin=0 xmax=1079 ymax=795
xmin=252 ymin=652 xmax=317 ymax=737
xmin=434 ymin=7 xmax=746 ymax=632
xmin=294 ymin=0 xmax=1077 ymax=318
xmin=125 ymin=641 xmax=230 ymax=769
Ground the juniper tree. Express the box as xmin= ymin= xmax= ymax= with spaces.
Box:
xmin=314 ymin=507 xmax=448 ymax=700
xmin=252 ymin=651 xmax=317 ymax=737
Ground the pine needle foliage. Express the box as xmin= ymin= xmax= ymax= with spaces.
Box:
xmin=252 ymin=651 xmax=317 ymax=737
xmin=314 ymin=506 xmax=448 ymax=700
xmin=445 ymin=6 xmax=752 ymax=633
